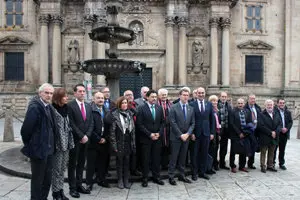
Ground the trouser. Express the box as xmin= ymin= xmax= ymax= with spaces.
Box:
xmin=161 ymin=145 xmax=170 ymax=169
xmin=211 ymin=137 xmax=219 ymax=168
xmin=86 ymin=144 xmax=109 ymax=185
xmin=117 ymin=153 xmax=130 ymax=183
xmin=219 ymin=129 xmax=229 ymax=167
xmin=168 ymin=140 xmax=189 ymax=179
xmin=31 ymin=155 xmax=53 ymax=200
xmin=141 ymin=140 xmax=161 ymax=180
xmin=52 ymin=150 xmax=68 ymax=192
xmin=192 ymin=135 xmax=210 ymax=175
xmin=229 ymin=152 xmax=246 ymax=169
xmin=260 ymin=145 xmax=276 ymax=169
xmin=274 ymin=133 xmax=288 ymax=166
xmin=68 ymin=142 xmax=86 ymax=190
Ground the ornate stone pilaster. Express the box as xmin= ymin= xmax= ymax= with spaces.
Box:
xmin=209 ymin=17 xmax=219 ymax=85
xmin=39 ymin=14 xmax=50 ymax=84
xmin=221 ymin=18 xmax=231 ymax=86
xmin=178 ymin=16 xmax=188 ymax=86
xmin=165 ymin=16 xmax=175 ymax=86
xmin=51 ymin=15 xmax=63 ymax=86
xmin=84 ymin=15 xmax=96 ymax=81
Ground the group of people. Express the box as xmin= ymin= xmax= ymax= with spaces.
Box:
xmin=20 ymin=83 xmax=293 ymax=200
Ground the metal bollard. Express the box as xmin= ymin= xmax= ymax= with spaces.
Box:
xmin=3 ymin=106 xmax=14 ymax=142
xmin=297 ymin=117 xmax=300 ymax=139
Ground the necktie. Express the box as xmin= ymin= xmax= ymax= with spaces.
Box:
xmin=105 ymin=100 xmax=109 ymax=109
xmin=162 ymin=102 xmax=167 ymax=118
xmin=200 ymin=100 xmax=204 ymax=113
xmin=81 ymin=103 xmax=86 ymax=121
xmin=99 ymin=108 xmax=104 ymax=119
xmin=182 ymin=104 xmax=186 ymax=120
xmin=151 ymin=104 xmax=156 ymax=120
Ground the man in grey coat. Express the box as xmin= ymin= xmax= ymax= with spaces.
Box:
xmin=168 ymin=87 xmax=195 ymax=185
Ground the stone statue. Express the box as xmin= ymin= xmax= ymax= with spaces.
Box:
xmin=192 ymin=40 xmax=204 ymax=67
xmin=130 ymin=22 xmax=144 ymax=45
xmin=67 ymin=40 xmax=80 ymax=63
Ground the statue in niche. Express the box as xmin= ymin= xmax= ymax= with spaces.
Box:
xmin=129 ymin=22 xmax=144 ymax=45
xmin=67 ymin=40 xmax=80 ymax=64
xmin=192 ymin=40 xmax=204 ymax=67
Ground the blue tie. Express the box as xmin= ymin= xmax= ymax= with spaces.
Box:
xmin=200 ymin=100 xmax=204 ymax=113
xmin=182 ymin=104 xmax=186 ymax=120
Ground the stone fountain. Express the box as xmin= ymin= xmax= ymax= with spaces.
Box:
xmin=79 ymin=0 xmax=146 ymax=100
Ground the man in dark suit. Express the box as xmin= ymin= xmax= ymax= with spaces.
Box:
xmin=134 ymin=86 xmax=149 ymax=108
xmin=190 ymin=87 xmax=215 ymax=180
xmin=136 ymin=89 xmax=165 ymax=187
xmin=229 ymin=98 xmax=252 ymax=173
xmin=68 ymin=84 xmax=94 ymax=198
xmin=168 ymin=88 xmax=195 ymax=185
xmin=274 ymin=98 xmax=293 ymax=170
xmin=86 ymin=92 xmax=110 ymax=191
xmin=244 ymin=94 xmax=261 ymax=169
xmin=21 ymin=83 xmax=56 ymax=200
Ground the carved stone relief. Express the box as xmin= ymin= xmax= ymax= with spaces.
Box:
xmin=129 ymin=21 xmax=144 ymax=46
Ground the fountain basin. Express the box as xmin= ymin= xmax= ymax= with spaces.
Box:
xmin=89 ymin=26 xmax=135 ymax=44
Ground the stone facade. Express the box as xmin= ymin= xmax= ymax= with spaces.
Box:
xmin=0 ymin=0 xmax=300 ymax=114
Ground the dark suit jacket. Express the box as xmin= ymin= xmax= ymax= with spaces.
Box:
xmin=68 ymin=99 xmax=94 ymax=142
xmin=275 ymin=107 xmax=293 ymax=139
xmin=136 ymin=103 xmax=164 ymax=144
xmin=190 ymin=100 xmax=215 ymax=137
xmin=259 ymin=109 xmax=282 ymax=146
xmin=169 ymin=102 xmax=195 ymax=141
xmin=230 ymin=108 xmax=252 ymax=140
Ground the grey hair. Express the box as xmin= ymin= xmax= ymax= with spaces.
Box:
xmin=264 ymin=99 xmax=274 ymax=106
xmin=181 ymin=86 xmax=191 ymax=93
xmin=38 ymin=83 xmax=54 ymax=92
xmin=158 ymin=88 xmax=168 ymax=95
xmin=140 ymin=86 xmax=149 ymax=95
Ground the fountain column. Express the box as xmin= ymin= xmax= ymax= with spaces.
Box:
xmin=209 ymin=17 xmax=219 ymax=86
xmin=84 ymin=15 xmax=95 ymax=81
xmin=39 ymin=15 xmax=49 ymax=84
xmin=221 ymin=18 xmax=231 ymax=86
xmin=165 ymin=16 xmax=175 ymax=86
xmin=51 ymin=15 xmax=63 ymax=86
xmin=178 ymin=16 xmax=188 ymax=86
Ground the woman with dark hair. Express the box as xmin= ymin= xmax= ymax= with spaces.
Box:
xmin=110 ymin=96 xmax=136 ymax=189
xmin=52 ymin=88 xmax=74 ymax=200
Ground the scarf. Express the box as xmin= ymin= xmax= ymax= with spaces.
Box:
xmin=52 ymin=103 xmax=68 ymax=117
xmin=218 ymin=101 xmax=229 ymax=128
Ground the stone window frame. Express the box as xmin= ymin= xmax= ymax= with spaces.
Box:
xmin=0 ymin=36 xmax=32 ymax=82
xmin=240 ymin=0 xmax=269 ymax=35
xmin=4 ymin=0 xmax=24 ymax=28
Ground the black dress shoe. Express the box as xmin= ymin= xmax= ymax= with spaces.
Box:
xmin=192 ymin=175 xmax=198 ymax=181
xmin=178 ymin=176 xmax=192 ymax=183
xmin=280 ymin=165 xmax=287 ymax=170
xmin=220 ymin=165 xmax=230 ymax=170
xmin=248 ymin=165 xmax=256 ymax=169
xmin=214 ymin=165 xmax=220 ymax=171
xmin=87 ymin=184 xmax=93 ymax=192
xmin=267 ymin=167 xmax=278 ymax=172
xmin=153 ymin=178 xmax=165 ymax=185
xmin=261 ymin=168 xmax=266 ymax=173
xmin=77 ymin=185 xmax=91 ymax=194
xmin=198 ymin=174 xmax=210 ymax=180
xmin=142 ymin=179 xmax=148 ymax=187
xmin=206 ymin=170 xmax=216 ymax=175
xmin=169 ymin=178 xmax=177 ymax=185
xmin=69 ymin=190 xmax=80 ymax=198
xmin=131 ymin=170 xmax=142 ymax=176
xmin=98 ymin=180 xmax=111 ymax=188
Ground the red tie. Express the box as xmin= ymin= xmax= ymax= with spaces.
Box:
xmin=81 ymin=103 xmax=86 ymax=121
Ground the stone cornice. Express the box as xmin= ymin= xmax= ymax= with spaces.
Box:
xmin=0 ymin=36 xmax=33 ymax=51
xmin=189 ymin=0 xmax=238 ymax=8
xmin=237 ymin=40 xmax=274 ymax=50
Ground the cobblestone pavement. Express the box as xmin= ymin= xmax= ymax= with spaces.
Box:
xmin=1 ymin=120 xmax=300 ymax=200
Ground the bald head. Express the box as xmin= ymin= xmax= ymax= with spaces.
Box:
xmin=93 ymin=92 xmax=105 ymax=107
xmin=237 ymin=98 xmax=245 ymax=109
xmin=197 ymin=87 xmax=205 ymax=100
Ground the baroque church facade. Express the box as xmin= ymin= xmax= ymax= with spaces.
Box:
xmin=0 ymin=0 xmax=300 ymax=112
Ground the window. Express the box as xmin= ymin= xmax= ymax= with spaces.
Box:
xmin=5 ymin=0 xmax=23 ymax=27
xmin=245 ymin=5 xmax=262 ymax=32
xmin=245 ymin=55 xmax=263 ymax=84
xmin=5 ymin=52 xmax=24 ymax=81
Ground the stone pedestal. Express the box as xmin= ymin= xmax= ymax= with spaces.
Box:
xmin=3 ymin=107 xmax=14 ymax=142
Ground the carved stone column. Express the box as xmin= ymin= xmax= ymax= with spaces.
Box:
xmin=165 ymin=17 xmax=175 ymax=86
xmin=178 ymin=16 xmax=188 ymax=86
xmin=84 ymin=15 xmax=95 ymax=81
xmin=51 ymin=15 xmax=63 ymax=86
xmin=39 ymin=15 xmax=50 ymax=84
xmin=221 ymin=18 xmax=231 ymax=86
xmin=96 ymin=17 xmax=107 ymax=87
xmin=209 ymin=17 xmax=219 ymax=86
